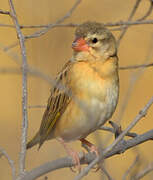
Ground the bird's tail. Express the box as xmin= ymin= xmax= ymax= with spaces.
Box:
xmin=26 ymin=132 xmax=40 ymax=149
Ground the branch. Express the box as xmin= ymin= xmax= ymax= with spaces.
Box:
xmin=99 ymin=126 xmax=138 ymax=138
xmin=134 ymin=163 xmax=153 ymax=179
xmin=0 ymin=9 xmax=10 ymax=15
xmin=19 ymin=128 xmax=153 ymax=180
xmin=122 ymin=155 xmax=140 ymax=180
xmin=100 ymin=165 xmax=114 ymax=180
xmin=137 ymin=0 xmax=153 ymax=21
xmin=105 ymin=19 xmax=153 ymax=27
xmin=28 ymin=105 xmax=46 ymax=109
xmin=0 ymin=19 xmax=153 ymax=31
xmin=0 ymin=147 xmax=16 ymax=180
xmin=8 ymin=0 xmax=28 ymax=174
xmin=0 ymin=66 xmax=53 ymax=84
xmin=119 ymin=62 xmax=153 ymax=70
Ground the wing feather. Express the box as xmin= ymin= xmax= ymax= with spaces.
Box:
xmin=38 ymin=61 xmax=72 ymax=147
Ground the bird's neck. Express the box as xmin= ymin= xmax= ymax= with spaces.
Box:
xmin=73 ymin=52 xmax=118 ymax=79
xmin=88 ymin=56 xmax=119 ymax=79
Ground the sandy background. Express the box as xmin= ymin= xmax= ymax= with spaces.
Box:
xmin=0 ymin=0 xmax=153 ymax=179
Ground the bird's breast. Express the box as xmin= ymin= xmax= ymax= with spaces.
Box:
xmin=70 ymin=60 xmax=118 ymax=100
xmin=70 ymin=60 xmax=119 ymax=125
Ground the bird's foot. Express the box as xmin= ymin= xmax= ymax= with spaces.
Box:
xmin=57 ymin=138 xmax=82 ymax=172
xmin=68 ymin=149 xmax=81 ymax=172
xmin=80 ymin=138 xmax=99 ymax=156
xmin=89 ymin=144 xmax=99 ymax=156
xmin=80 ymin=138 xmax=101 ymax=171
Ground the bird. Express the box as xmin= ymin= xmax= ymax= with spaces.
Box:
xmin=27 ymin=21 xmax=119 ymax=171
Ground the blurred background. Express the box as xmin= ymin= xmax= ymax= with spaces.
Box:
xmin=0 ymin=0 xmax=153 ymax=179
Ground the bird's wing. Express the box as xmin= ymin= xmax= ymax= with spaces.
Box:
xmin=38 ymin=61 xmax=73 ymax=147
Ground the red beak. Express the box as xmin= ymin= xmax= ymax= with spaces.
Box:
xmin=72 ymin=37 xmax=89 ymax=52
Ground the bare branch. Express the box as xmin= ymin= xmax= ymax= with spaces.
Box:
xmin=105 ymin=19 xmax=153 ymax=27
xmin=99 ymin=126 xmax=138 ymax=138
xmin=0 ymin=147 xmax=16 ymax=180
xmin=28 ymin=105 xmax=46 ymax=109
xmin=119 ymin=62 xmax=153 ymax=70
xmin=4 ymin=41 xmax=19 ymax=52
xmin=0 ymin=23 xmax=14 ymax=28
xmin=100 ymin=165 xmax=115 ymax=180
xmin=137 ymin=0 xmax=153 ymax=21
xmin=8 ymin=0 xmax=28 ymax=174
xmin=0 ymin=19 xmax=153 ymax=32
xmin=122 ymin=155 xmax=140 ymax=180
xmin=0 ymin=9 xmax=10 ymax=15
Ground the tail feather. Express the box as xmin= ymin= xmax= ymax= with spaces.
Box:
xmin=26 ymin=132 xmax=40 ymax=149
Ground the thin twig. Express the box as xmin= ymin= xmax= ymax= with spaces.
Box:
xmin=28 ymin=105 xmax=46 ymax=109
xmin=0 ymin=147 xmax=16 ymax=180
xmin=119 ymin=62 xmax=153 ymax=70
xmin=0 ymin=19 xmax=153 ymax=31
xmin=134 ymin=163 xmax=153 ymax=180
xmin=100 ymin=165 xmax=115 ymax=180
xmin=8 ymin=0 xmax=28 ymax=174
xmin=4 ymin=41 xmax=19 ymax=51
xmin=105 ymin=19 xmax=153 ymax=27
xmin=117 ymin=0 xmax=141 ymax=47
xmin=99 ymin=126 xmax=138 ymax=138
xmin=8 ymin=19 xmax=153 ymax=51
xmin=23 ymin=19 xmax=153 ymax=40
xmin=74 ymin=96 xmax=153 ymax=180
xmin=0 ymin=9 xmax=10 ymax=15
xmin=0 ymin=23 xmax=14 ymax=28
xmin=122 ymin=155 xmax=140 ymax=180
xmin=137 ymin=0 xmax=153 ymax=21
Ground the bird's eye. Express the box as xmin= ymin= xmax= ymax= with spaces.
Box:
xmin=92 ymin=38 xmax=98 ymax=44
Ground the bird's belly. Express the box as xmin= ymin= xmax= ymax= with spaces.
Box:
xmin=54 ymin=86 xmax=118 ymax=142
xmin=54 ymin=99 xmax=102 ymax=141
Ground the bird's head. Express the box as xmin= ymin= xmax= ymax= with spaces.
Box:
xmin=72 ymin=21 xmax=117 ymax=61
